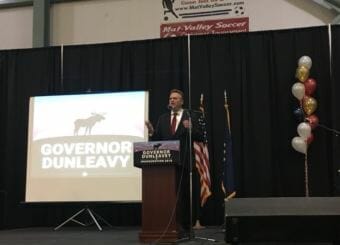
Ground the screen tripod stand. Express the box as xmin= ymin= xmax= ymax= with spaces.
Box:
xmin=54 ymin=206 xmax=113 ymax=231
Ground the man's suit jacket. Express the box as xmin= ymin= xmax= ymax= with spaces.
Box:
xmin=152 ymin=109 xmax=203 ymax=169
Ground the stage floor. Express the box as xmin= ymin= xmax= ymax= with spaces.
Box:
xmin=0 ymin=226 xmax=334 ymax=244
xmin=0 ymin=226 xmax=226 ymax=245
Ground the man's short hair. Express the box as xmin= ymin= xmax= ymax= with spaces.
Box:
xmin=169 ymin=89 xmax=184 ymax=99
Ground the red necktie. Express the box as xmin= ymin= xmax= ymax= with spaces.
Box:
xmin=171 ymin=112 xmax=177 ymax=135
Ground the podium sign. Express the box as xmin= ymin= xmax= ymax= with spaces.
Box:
xmin=134 ymin=140 xmax=180 ymax=167
xmin=133 ymin=140 xmax=180 ymax=243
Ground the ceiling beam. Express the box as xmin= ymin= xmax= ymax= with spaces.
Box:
xmin=32 ymin=0 xmax=50 ymax=48
xmin=0 ymin=0 xmax=90 ymax=9
xmin=0 ymin=0 xmax=32 ymax=8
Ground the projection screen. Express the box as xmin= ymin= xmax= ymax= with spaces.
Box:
xmin=25 ymin=91 xmax=149 ymax=202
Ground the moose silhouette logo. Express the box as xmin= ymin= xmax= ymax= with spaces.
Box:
xmin=153 ymin=143 xmax=162 ymax=149
xmin=73 ymin=113 xmax=106 ymax=136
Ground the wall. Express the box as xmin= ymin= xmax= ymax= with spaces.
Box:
xmin=0 ymin=6 xmax=32 ymax=50
xmin=0 ymin=0 xmax=337 ymax=50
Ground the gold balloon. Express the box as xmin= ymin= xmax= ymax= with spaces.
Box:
xmin=295 ymin=65 xmax=310 ymax=82
xmin=303 ymin=96 xmax=317 ymax=116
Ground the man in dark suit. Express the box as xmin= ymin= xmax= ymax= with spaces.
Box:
xmin=146 ymin=89 xmax=203 ymax=232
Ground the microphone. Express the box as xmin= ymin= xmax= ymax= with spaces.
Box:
xmin=167 ymin=104 xmax=173 ymax=110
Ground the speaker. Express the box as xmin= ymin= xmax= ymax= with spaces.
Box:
xmin=225 ymin=197 xmax=340 ymax=244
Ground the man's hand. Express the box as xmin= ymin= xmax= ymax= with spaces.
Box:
xmin=182 ymin=119 xmax=192 ymax=129
xmin=145 ymin=120 xmax=154 ymax=136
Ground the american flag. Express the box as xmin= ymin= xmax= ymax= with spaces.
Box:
xmin=194 ymin=94 xmax=212 ymax=207
xmin=222 ymin=91 xmax=236 ymax=198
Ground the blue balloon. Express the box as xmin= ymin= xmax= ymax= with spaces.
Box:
xmin=293 ymin=107 xmax=305 ymax=122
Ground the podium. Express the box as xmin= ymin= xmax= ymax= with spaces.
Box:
xmin=134 ymin=140 xmax=181 ymax=243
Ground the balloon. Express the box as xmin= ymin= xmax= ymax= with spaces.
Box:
xmin=307 ymin=133 xmax=314 ymax=145
xmin=297 ymin=122 xmax=311 ymax=139
xmin=293 ymin=107 xmax=305 ymax=122
xmin=292 ymin=136 xmax=307 ymax=154
xmin=303 ymin=96 xmax=317 ymax=116
xmin=295 ymin=65 xmax=310 ymax=82
xmin=304 ymin=78 xmax=317 ymax=96
xmin=298 ymin=56 xmax=312 ymax=70
xmin=291 ymin=82 xmax=305 ymax=100
xmin=306 ymin=114 xmax=319 ymax=129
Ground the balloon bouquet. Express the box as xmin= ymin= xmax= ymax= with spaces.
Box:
xmin=291 ymin=56 xmax=318 ymax=197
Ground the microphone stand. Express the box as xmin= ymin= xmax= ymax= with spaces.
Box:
xmin=176 ymin=35 xmax=216 ymax=244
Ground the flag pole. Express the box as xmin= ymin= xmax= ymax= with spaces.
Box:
xmin=193 ymin=93 xmax=212 ymax=229
xmin=200 ymin=94 xmax=205 ymax=116
xmin=223 ymin=90 xmax=236 ymax=199
xmin=194 ymin=93 xmax=205 ymax=230
xmin=224 ymin=90 xmax=231 ymax=133
xmin=304 ymin=152 xmax=309 ymax=197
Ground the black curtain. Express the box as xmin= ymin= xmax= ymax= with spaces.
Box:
xmin=0 ymin=48 xmax=61 ymax=228
xmin=0 ymin=51 xmax=8 ymax=192
xmin=0 ymin=26 xmax=337 ymax=228
xmin=190 ymin=27 xmax=333 ymax=224
xmin=62 ymin=38 xmax=189 ymax=125
xmin=331 ymin=25 xmax=340 ymax=194
xmin=61 ymin=38 xmax=190 ymax=226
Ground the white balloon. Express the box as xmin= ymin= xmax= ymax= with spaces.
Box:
xmin=291 ymin=82 xmax=305 ymax=100
xmin=297 ymin=122 xmax=311 ymax=139
xmin=298 ymin=56 xmax=312 ymax=70
xmin=291 ymin=136 xmax=307 ymax=154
